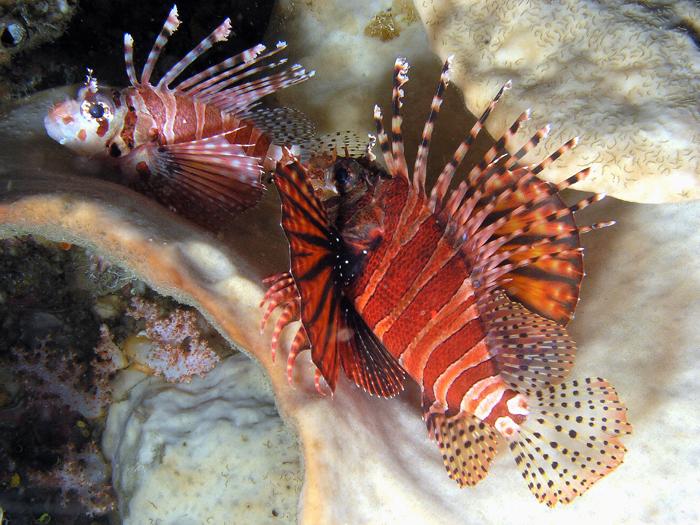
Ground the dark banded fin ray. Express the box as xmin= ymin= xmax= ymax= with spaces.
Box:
xmin=413 ymin=56 xmax=452 ymax=196
xmin=123 ymin=33 xmax=138 ymax=86
xmin=438 ymin=141 xmax=601 ymax=324
xmin=158 ymin=15 xmax=232 ymax=88
xmin=479 ymin=291 xmax=576 ymax=394
xmin=426 ymin=410 xmax=501 ymax=487
xmin=140 ymin=5 xmax=181 ymax=85
xmin=273 ymin=159 xmax=405 ymax=395
xmin=390 ymin=58 xmax=410 ymax=180
xmin=429 ymin=79 xmax=511 ymax=213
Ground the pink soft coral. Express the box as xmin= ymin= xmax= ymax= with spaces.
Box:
xmin=127 ymin=297 xmax=220 ymax=382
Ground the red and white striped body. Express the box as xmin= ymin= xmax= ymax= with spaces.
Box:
xmin=45 ymin=5 xmax=312 ymax=228
xmin=263 ymin=57 xmax=631 ymax=506
xmin=109 ymin=85 xmax=271 ymax=180
xmin=347 ymin=175 xmax=528 ymax=436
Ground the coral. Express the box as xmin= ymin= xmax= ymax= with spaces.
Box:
xmin=1 ymin=86 xmax=698 ymax=523
xmin=413 ymin=0 xmax=700 ymax=203
xmin=267 ymin=0 xmax=438 ymax=135
xmin=1 ymin=337 xmax=117 ymax=521
xmin=103 ymin=354 xmax=301 ymax=523
xmin=126 ymin=297 xmax=220 ymax=383
xmin=10 ymin=337 xmax=116 ymax=419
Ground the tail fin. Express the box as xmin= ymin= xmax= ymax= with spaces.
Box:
xmin=508 ymin=378 xmax=632 ymax=506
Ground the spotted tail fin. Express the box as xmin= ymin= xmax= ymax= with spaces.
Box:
xmin=509 ymin=378 xmax=631 ymax=506
xmin=270 ymin=158 xmax=405 ymax=396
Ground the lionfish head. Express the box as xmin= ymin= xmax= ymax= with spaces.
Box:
xmin=305 ymin=132 xmax=389 ymax=207
xmin=44 ymin=69 xmax=125 ymax=157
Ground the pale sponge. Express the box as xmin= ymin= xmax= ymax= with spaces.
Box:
xmin=103 ymin=355 xmax=302 ymax=524
xmin=414 ymin=0 xmax=700 ymax=202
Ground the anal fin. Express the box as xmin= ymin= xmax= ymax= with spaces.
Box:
xmin=426 ymin=409 xmax=501 ymax=487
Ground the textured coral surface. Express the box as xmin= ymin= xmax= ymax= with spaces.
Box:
xmin=413 ymin=0 xmax=700 ymax=203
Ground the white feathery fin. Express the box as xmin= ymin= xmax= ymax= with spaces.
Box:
xmin=508 ymin=378 xmax=632 ymax=507
xmin=479 ymin=291 xmax=576 ymax=395
xmin=141 ymin=5 xmax=181 ymax=85
xmin=413 ymin=56 xmax=452 ymax=197
xmin=158 ymin=16 xmax=232 ymax=88
xmin=426 ymin=410 xmax=501 ymax=487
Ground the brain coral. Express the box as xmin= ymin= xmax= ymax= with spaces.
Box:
xmin=414 ymin=0 xmax=700 ymax=203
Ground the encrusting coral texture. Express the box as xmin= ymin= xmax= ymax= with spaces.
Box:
xmin=413 ymin=0 xmax=700 ymax=203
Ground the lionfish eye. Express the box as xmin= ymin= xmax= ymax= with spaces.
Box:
xmin=80 ymin=98 xmax=112 ymax=121
xmin=335 ymin=166 xmax=350 ymax=186
xmin=89 ymin=103 xmax=105 ymax=119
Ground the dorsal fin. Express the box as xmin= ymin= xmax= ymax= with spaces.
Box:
xmin=370 ymin=57 xmax=613 ymax=324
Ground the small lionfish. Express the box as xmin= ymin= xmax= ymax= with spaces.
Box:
xmin=44 ymin=5 xmax=313 ymax=227
xmin=261 ymin=58 xmax=631 ymax=506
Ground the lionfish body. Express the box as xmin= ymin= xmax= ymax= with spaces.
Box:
xmin=44 ymin=5 xmax=313 ymax=226
xmin=263 ymin=57 xmax=632 ymax=507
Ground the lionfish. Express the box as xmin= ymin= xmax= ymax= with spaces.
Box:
xmin=261 ymin=57 xmax=632 ymax=506
xmin=44 ymin=5 xmax=313 ymax=227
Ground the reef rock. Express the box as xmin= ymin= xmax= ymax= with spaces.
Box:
xmin=1 ymin=83 xmax=698 ymax=523
xmin=413 ymin=0 xmax=700 ymax=203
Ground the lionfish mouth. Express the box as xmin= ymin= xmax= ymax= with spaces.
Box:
xmin=44 ymin=99 xmax=79 ymax=145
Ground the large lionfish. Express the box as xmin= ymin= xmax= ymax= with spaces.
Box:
xmin=44 ymin=5 xmax=313 ymax=227
xmin=262 ymin=57 xmax=632 ymax=506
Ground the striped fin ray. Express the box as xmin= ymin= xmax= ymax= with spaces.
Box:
xmin=205 ymin=64 xmax=312 ymax=115
xmin=509 ymin=378 xmax=631 ymax=506
xmin=439 ymin=133 xmax=608 ymax=323
xmin=413 ymin=56 xmax=452 ymax=196
xmin=140 ymin=5 xmax=181 ymax=85
xmin=390 ymin=58 xmax=410 ymax=180
xmin=373 ymin=104 xmax=394 ymax=174
xmin=135 ymin=135 xmax=263 ymax=227
xmin=158 ymin=16 xmax=232 ymax=88
xmin=123 ymin=33 xmax=138 ymax=86
xmin=429 ymin=80 xmax=512 ymax=213
xmin=479 ymin=291 xmax=576 ymax=394
xmin=426 ymin=410 xmax=501 ymax=487
xmin=191 ymin=55 xmax=290 ymax=102
xmin=464 ymin=109 xmax=533 ymax=188
xmin=272 ymin=159 xmax=405 ymax=395
xmin=129 ymin=7 xmax=312 ymax=114
xmin=175 ymin=43 xmax=267 ymax=92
